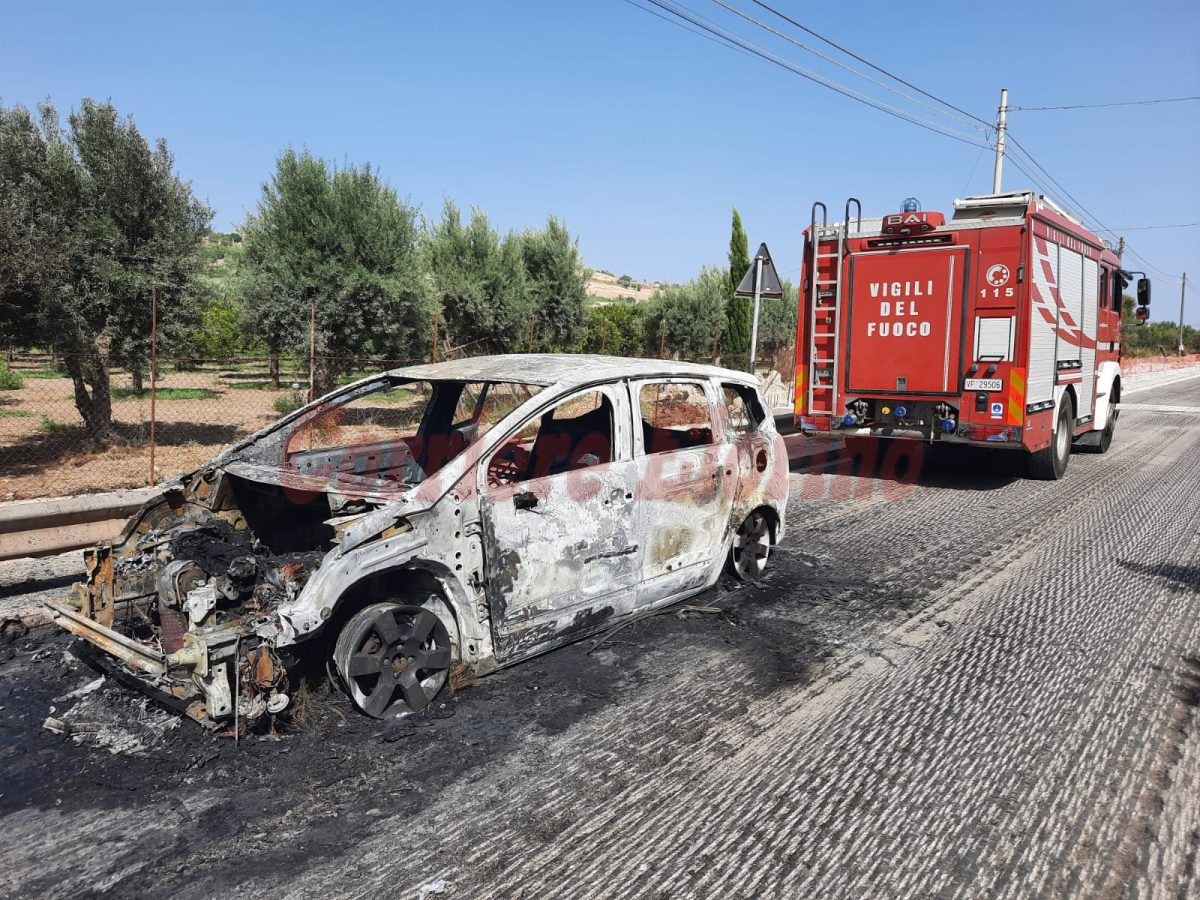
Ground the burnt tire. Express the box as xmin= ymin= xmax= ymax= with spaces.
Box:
xmin=1026 ymin=400 xmax=1073 ymax=480
xmin=333 ymin=599 xmax=457 ymax=718
xmin=727 ymin=510 xmax=772 ymax=581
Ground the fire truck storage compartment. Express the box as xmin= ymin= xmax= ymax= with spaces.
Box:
xmin=846 ymin=246 xmax=969 ymax=395
xmin=1028 ymin=232 xmax=1099 ymax=416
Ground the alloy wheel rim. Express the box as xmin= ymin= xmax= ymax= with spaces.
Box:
xmin=733 ymin=512 xmax=770 ymax=579
xmin=345 ymin=606 xmax=452 ymax=717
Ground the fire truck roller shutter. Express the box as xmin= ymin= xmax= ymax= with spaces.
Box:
xmin=1057 ymin=248 xmax=1083 ymax=369
xmin=1028 ymin=240 xmax=1059 ymax=407
xmin=1079 ymin=257 xmax=1098 ymax=418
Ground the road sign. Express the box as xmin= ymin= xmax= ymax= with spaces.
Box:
xmin=735 ymin=243 xmax=784 ymax=299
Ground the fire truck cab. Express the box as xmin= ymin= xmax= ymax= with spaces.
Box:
xmin=795 ymin=192 xmax=1151 ymax=479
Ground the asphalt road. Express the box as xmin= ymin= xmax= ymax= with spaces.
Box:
xmin=1 ymin=372 xmax=1197 ymax=900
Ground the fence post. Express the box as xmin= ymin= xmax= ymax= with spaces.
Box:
xmin=432 ymin=308 xmax=440 ymax=363
xmin=309 ymin=299 xmax=316 ymax=402
xmin=149 ymin=288 xmax=157 ymax=487
xmin=527 ymin=315 xmax=535 ymax=354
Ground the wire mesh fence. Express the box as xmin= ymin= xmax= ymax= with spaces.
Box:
xmin=0 ymin=343 xmax=797 ymax=502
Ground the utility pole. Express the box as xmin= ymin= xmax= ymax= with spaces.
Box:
xmin=1116 ymin=236 xmax=1125 ymax=261
xmin=992 ymin=87 xmax=1008 ymax=194
xmin=1180 ymin=273 xmax=1188 ymax=357
xmin=748 ymin=255 xmax=763 ymax=374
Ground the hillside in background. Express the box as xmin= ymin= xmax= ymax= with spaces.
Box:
xmin=586 ymin=270 xmax=659 ymax=304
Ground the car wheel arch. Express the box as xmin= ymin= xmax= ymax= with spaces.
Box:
xmin=303 ymin=561 xmax=478 ymax=661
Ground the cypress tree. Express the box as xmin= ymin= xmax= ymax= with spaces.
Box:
xmin=726 ymin=208 xmax=751 ymax=355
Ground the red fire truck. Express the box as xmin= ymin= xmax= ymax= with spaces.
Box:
xmin=794 ymin=191 xmax=1152 ymax=479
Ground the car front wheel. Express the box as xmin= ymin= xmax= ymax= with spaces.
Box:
xmin=333 ymin=598 xmax=457 ymax=718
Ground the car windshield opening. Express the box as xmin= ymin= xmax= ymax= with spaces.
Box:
xmin=283 ymin=378 xmax=542 ymax=485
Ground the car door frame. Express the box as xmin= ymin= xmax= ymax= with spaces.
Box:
xmin=627 ymin=375 xmax=736 ymax=605
xmin=476 ymin=380 xmax=643 ymax=662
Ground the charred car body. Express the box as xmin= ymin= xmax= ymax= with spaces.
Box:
xmin=46 ymin=355 xmax=788 ymax=725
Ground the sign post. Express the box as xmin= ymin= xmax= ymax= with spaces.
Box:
xmin=735 ymin=242 xmax=784 ymax=374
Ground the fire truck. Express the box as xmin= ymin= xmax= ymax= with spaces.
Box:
xmin=794 ymin=191 xmax=1152 ymax=479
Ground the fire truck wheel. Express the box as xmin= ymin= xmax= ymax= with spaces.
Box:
xmin=1026 ymin=401 xmax=1073 ymax=480
xmin=1084 ymin=400 xmax=1118 ymax=454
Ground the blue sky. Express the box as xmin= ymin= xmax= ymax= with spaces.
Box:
xmin=3 ymin=1 xmax=1198 ymax=322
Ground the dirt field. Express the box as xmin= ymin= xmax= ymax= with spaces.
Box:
xmin=0 ymin=362 xmax=309 ymax=500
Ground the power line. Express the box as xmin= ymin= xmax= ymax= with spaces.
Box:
xmin=710 ymin=0 xmax=985 ymax=132
xmin=1003 ymin=136 xmax=1110 ymax=228
xmin=744 ymin=0 xmax=993 ymax=130
xmin=976 ymin=138 xmax=1181 ymax=282
xmin=619 ymin=0 xmax=763 ymax=64
xmin=1122 ymin=246 xmax=1183 ymax=281
xmin=626 ymin=0 xmax=1187 ymax=282
xmin=1011 ymin=96 xmax=1200 ymax=111
xmin=626 ymin=0 xmax=989 ymax=148
xmin=1102 ymin=222 xmax=1200 ymax=232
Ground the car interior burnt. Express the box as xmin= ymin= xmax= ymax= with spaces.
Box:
xmin=283 ymin=378 xmax=540 ymax=484
xmin=640 ymin=382 xmax=715 ymax=453
xmin=488 ymin=390 xmax=614 ymax=484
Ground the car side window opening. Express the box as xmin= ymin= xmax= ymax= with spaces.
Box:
xmin=1112 ymin=270 xmax=1126 ymax=313
xmin=639 ymin=382 xmax=715 ymax=454
xmin=487 ymin=390 xmax=613 ymax=486
xmin=722 ymin=383 xmax=764 ymax=438
xmin=1098 ymin=267 xmax=1110 ymax=311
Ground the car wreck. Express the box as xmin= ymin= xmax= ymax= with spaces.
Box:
xmin=45 ymin=354 xmax=789 ymax=726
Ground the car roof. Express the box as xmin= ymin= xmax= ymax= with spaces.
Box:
xmin=387 ymin=354 xmax=760 ymax=389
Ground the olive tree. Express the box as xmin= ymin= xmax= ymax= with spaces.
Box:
xmin=643 ymin=267 xmax=729 ymax=359
xmin=0 ymin=99 xmax=211 ymax=441
xmin=521 ymin=217 xmax=587 ymax=351
xmin=239 ymin=149 xmax=432 ymax=396
xmin=427 ymin=202 xmax=532 ymax=353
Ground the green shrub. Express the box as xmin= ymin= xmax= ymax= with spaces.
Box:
xmin=273 ymin=390 xmax=308 ymax=415
xmin=37 ymin=415 xmax=72 ymax=433
xmin=0 ymin=366 xmax=24 ymax=390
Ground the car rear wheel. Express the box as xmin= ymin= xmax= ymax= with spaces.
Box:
xmin=333 ymin=599 xmax=457 ymax=718
xmin=728 ymin=510 xmax=772 ymax=581
xmin=1026 ymin=400 xmax=1072 ymax=480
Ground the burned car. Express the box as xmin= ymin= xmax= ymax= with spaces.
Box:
xmin=45 ymin=355 xmax=788 ymax=725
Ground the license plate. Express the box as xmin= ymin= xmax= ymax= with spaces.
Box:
xmin=965 ymin=378 xmax=1003 ymax=392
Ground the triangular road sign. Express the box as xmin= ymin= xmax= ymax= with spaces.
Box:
xmin=734 ymin=242 xmax=784 ymax=299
